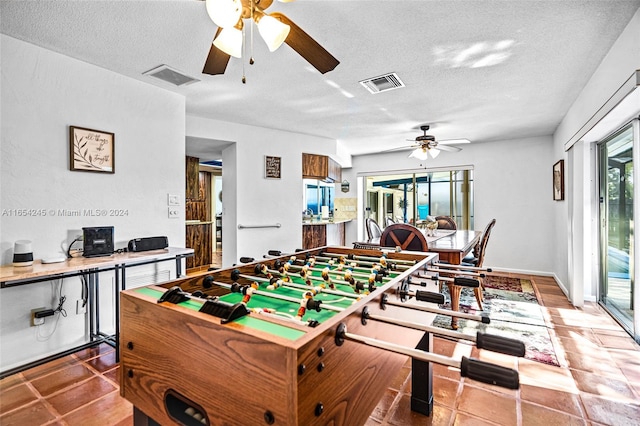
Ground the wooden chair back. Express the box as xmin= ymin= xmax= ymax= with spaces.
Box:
xmin=475 ymin=219 xmax=496 ymax=267
xmin=435 ymin=215 xmax=457 ymax=230
xmin=379 ymin=223 xmax=428 ymax=252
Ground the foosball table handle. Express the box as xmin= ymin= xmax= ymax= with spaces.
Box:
xmin=476 ymin=332 xmax=526 ymax=357
xmin=415 ymin=290 xmax=445 ymax=304
xmin=460 ymin=357 xmax=520 ymax=389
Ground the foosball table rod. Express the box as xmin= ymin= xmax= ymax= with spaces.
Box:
xmin=277 ymin=258 xmax=392 ymax=282
xmin=230 ymin=270 xmax=360 ymax=304
xmin=334 ymin=323 xmax=519 ymax=389
xmin=424 ymin=267 xmax=486 ymax=278
xmin=381 ymin=293 xmax=490 ymax=324
xmin=433 ymin=262 xmax=493 ymax=273
xmin=320 ymin=251 xmax=417 ymax=267
xmin=360 ymin=306 xmax=526 ymax=357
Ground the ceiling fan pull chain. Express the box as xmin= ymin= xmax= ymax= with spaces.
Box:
xmin=242 ymin=26 xmax=247 ymax=84
xmin=249 ymin=0 xmax=255 ymax=65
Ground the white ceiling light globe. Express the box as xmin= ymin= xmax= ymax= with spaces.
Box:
xmin=206 ymin=0 xmax=242 ymax=29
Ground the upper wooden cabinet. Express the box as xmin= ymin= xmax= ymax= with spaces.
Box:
xmin=186 ymin=156 xmax=200 ymax=200
xmin=302 ymin=153 xmax=341 ymax=182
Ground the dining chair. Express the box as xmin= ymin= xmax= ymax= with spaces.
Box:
xmin=385 ymin=217 xmax=396 ymax=227
xmin=379 ymin=223 xmax=428 ymax=252
xmin=435 ymin=215 xmax=457 ymax=230
xmin=365 ymin=218 xmax=383 ymax=242
xmin=446 ymin=218 xmax=496 ymax=316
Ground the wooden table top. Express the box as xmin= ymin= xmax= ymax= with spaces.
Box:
xmin=1 ymin=247 xmax=194 ymax=285
xmin=428 ymin=230 xmax=481 ymax=254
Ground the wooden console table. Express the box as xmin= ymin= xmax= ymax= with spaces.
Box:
xmin=0 ymin=247 xmax=194 ymax=378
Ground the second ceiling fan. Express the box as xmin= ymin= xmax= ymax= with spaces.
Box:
xmin=390 ymin=125 xmax=470 ymax=160
xmin=202 ymin=0 xmax=339 ymax=76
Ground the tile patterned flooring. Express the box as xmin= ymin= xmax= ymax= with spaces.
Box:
xmin=1 ymin=273 xmax=639 ymax=425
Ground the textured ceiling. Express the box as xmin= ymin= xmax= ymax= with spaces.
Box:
xmin=2 ymin=0 xmax=639 ymax=159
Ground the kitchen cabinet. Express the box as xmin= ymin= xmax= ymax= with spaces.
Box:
xmin=186 ymin=156 xmax=201 ymax=200
xmin=302 ymin=153 xmax=341 ymax=182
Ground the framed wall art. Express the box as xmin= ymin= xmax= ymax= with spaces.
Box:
xmin=553 ymin=159 xmax=564 ymax=201
xmin=69 ymin=126 xmax=115 ymax=173
xmin=265 ymin=155 xmax=281 ymax=179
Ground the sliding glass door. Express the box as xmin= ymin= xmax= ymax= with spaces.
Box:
xmin=598 ymin=125 xmax=636 ymax=338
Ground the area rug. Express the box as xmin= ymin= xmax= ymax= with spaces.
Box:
xmin=431 ymin=275 xmax=560 ymax=366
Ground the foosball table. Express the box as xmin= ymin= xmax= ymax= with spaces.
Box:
xmin=119 ymin=246 xmax=524 ymax=426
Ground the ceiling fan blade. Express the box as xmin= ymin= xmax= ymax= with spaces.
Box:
xmin=270 ymin=12 xmax=339 ymax=74
xmin=202 ymin=28 xmax=231 ymax=75
xmin=437 ymin=145 xmax=462 ymax=152
xmin=379 ymin=145 xmax=418 ymax=154
xmin=438 ymin=138 xmax=471 ymax=145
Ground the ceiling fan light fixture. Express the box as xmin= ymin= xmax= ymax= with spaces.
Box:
xmin=205 ymin=0 xmax=242 ymax=29
xmin=257 ymin=15 xmax=290 ymax=52
xmin=430 ymin=148 xmax=441 ymax=158
xmin=409 ymin=148 xmax=429 ymax=161
xmin=213 ymin=26 xmax=243 ymax=58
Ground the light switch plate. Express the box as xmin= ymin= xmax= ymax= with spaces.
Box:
xmin=168 ymin=194 xmax=180 ymax=206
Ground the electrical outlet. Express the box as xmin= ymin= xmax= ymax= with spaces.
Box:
xmin=76 ymin=300 xmax=87 ymax=315
xmin=168 ymin=207 xmax=180 ymax=219
xmin=30 ymin=307 xmax=46 ymax=326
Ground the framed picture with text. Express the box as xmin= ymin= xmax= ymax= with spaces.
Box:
xmin=265 ymin=155 xmax=281 ymax=179
xmin=553 ymin=159 xmax=564 ymax=201
xmin=69 ymin=126 xmax=115 ymax=173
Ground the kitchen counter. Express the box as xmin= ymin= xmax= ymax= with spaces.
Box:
xmin=302 ymin=220 xmax=351 ymax=249
xmin=186 ymin=220 xmax=213 ymax=225
xmin=302 ymin=219 xmax=351 ymax=225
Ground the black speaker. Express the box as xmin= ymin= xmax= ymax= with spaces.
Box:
xmin=83 ymin=226 xmax=114 ymax=257
xmin=128 ymin=236 xmax=169 ymax=252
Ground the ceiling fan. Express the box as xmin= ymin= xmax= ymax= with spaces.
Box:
xmin=202 ymin=0 xmax=339 ymax=77
xmin=384 ymin=125 xmax=470 ymax=160
xmin=399 ymin=124 xmax=470 ymax=160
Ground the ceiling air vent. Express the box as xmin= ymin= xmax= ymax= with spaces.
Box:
xmin=143 ymin=64 xmax=200 ymax=87
xmin=359 ymin=72 xmax=405 ymax=94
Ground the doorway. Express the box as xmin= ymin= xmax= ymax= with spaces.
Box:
xmin=598 ymin=124 xmax=636 ymax=340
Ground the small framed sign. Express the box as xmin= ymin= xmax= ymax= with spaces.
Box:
xmin=265 ymin=155 xmax=281 ymax=179
xmin=69 ymin=126 xmax=115 ymax=173
xmin=553 ymin=159 xmax=564 ymax=201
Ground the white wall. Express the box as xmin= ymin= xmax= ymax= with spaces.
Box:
xmin=340 ymin=136 xmax=555 ymax=274
xmin=186 ymin=116 xmax=340 ymax=266
xmin=0 ymin=36 xmax=186 ymax=372
xmin=553 ymin=8 xmax=640 ymax=304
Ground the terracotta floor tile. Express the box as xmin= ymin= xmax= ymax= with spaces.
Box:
xmin=453 ymin=411 xmax=501 ymax=425
xmin=21 ymin=355 xmax=77 ymax=381
xmin=30 ymin=364 xmax=95 ymax=397
xmin=593 ymin=334 xmax=639 ymax=350
xmin=387 ymin=394 xmax=452 ymax=426
xmin=432 ymin=375 xmax=461 ymax=408
xmin=570 ymin=369 xmax=636 ymax=401
xmin=73 ymin=343 xmax=115 ymax=361
xmin=564 ymin=351 xmax=623 ymax=377
xmin=0 ymin=373 xmax=25 ymax=392
xmin=580 ymin=393 xmax=640 ymax=425
xmin=0 ymin=400 xmax=57 ymax=425
xmin=365 ymin=417 xmax=383 ymax=426
xmin=388 ymin=365 xmax=410 ymax=391
xmin=0 ymin=383 xmax=39 ymax=413
xmin=62 ymin=391 xmax=132 ymax=426
xmin=456 ymin=385 xmax=517 ymax=425
xmin=369 ymin=388 xmax=398 ymax=421
xmin=518 ymin=358 xmax=577 ymax=392
xmin=85 ymin=350 xmax=117 ymax=373
xmin=46 ymin=376 xmax=116 ymax=415
xmin=520 ymin=384 xmax=583 ymax=417
xmin=433 ymin=363 xmax=462 ymax=381
xmin=552 ymin=325 xmax=599 ymax=342
xmin=103 ymin=366 xmax=121 ymax=386
xmin=521 ymin=401 xmax=587 ymax=426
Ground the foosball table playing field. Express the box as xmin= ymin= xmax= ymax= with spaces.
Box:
xmin=119 ymin=246 xmax=525 ymax=426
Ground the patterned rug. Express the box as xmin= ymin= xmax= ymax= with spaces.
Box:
xmin=432 ymin=275 xmax=560 ymax=366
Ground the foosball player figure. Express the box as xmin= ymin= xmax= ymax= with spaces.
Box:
xmin=229 ymin=281 xmax=259 ymax=304
xmin=321 ymin=267 xmax=336 ymax=289
xmin=266 ymin=277 xmax=285 ymax=290
xmin=296 ymin=291 xmax=322 ymax=320
xmin=256 ymin=264 xmax=273 ymax=280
